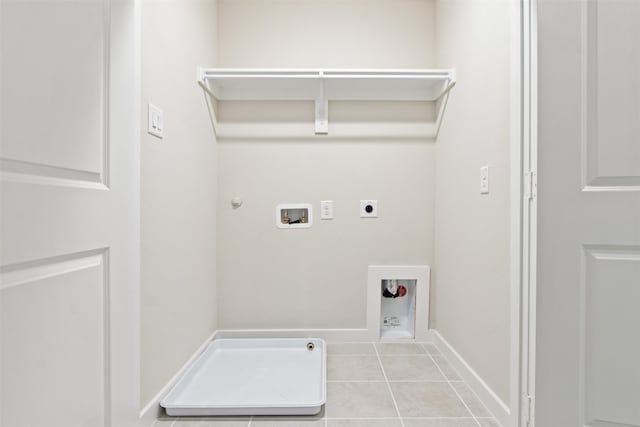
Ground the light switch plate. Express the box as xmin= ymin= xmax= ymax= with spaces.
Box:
xmin=148 ymin=103 xmax=164 ymax=139
xmin=480 ymin=165 xmax=489 ymax=194
xmin=320 ymin=200 xmax=334 ymax=219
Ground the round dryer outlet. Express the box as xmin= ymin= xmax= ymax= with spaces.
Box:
xmin=360 ymin=200 xmax=378 ymax=218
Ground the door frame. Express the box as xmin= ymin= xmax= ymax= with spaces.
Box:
xmin=511 ymin=0 xmax=538 ymax=426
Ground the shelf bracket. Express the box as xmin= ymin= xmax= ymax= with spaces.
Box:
xmin=315 ymin=72 xmax=329 ymax=135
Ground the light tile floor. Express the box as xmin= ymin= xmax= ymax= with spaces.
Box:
xmin=154 ymin=342 xmax=501 ymax=427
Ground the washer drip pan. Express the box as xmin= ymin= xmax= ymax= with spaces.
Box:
xmin=160 ymin=338 xmax=326 ymax=416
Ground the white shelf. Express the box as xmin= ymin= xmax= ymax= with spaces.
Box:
xmin=198 ymin=68 xmax=456 ymax=137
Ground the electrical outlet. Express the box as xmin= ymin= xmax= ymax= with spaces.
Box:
xmin=360 ymin=200 xmax=378 ymax=218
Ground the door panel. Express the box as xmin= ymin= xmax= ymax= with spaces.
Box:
xmin=0 ymin=0 xmax=106 ymax=175
xmin=0 ymin=251 xmax=107 ymax=426
xmin=0 ymin=1 xmax=139 ymax=426
xmin=583 ymin=246 xmax=640 ymax=425
xmin=585 ymin=0 xmax=640 ymax=189
xmin=537 ymin=0 xmax=640 ymax=426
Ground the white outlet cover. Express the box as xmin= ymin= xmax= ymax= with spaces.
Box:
xmin=360 ymin=200 xmax=378 ymax=218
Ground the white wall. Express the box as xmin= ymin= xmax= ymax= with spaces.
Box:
xmin=215 ymin=0 xmax=437 ymax=329
xmin=217 ymin=0 xmax=435 ymax=69
xmin=140 ymin=0 xmax=218 ymax=405
xmin=432 ymin=0 xmax=512 ymax=405
xmin=217 ymin=142 xmax=435 ymax=329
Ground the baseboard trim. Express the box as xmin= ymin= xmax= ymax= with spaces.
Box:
xmin=431 ymin=329 xmax=510 ymax=426
xmin=215 ymin=328 xmax=370 ymax=342
xmin=137 ymin=330 xmax=219 ymax=426
xmin=215 ymin=327 xmax=433 ymax=343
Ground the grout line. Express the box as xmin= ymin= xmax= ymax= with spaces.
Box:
xmin=326 ymin=416 xmax=474 ymax=420
xmin=430 ymin=349 xmax=497 ymax=422
xmin=324 ymin=371 xmax=329 ymax=426
xmin=374 ymin=344 xmax=406 ymax=427
xmin=428 ymin=353 xmax=482 ymax=427
xmin=328 ymin=353 xmax=378 ymax=356
xmin=377 ymin=354 xmax=434 ymax=357
xmin=325 ymin=417 xmax=404 ymax=419
xmin=323 ymin=377 xmax=327 ymax=427
xmin=397 ymin=416 xmax=478 ymax=420
xmin=327 ymin=379 xmax=451 ymax=383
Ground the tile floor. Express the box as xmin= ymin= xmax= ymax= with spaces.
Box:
xmin=154 ymin=342 xmax=501 ymax=427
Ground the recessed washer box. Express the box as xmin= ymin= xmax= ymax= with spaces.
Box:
xmin=276 ymin=203 xmax=312 ymax=228
xmin=367 ymin=265 xmax=430 ymax=341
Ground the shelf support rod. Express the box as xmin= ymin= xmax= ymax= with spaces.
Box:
xmin=198 ymin=68 xmax=219 ymax=137
xmin=433 ymin=90 xmax=450 ymax=139
xmin=315 ymin=72 xmax=329 ymax=134
xmin=433 ymin=74 xmax=457 ymax=139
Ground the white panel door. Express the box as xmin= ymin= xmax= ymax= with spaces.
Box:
xmin=0 ymin=1 xmax=139 ymax=427
xmin=537 ymin=0 xmax=640 ymax=426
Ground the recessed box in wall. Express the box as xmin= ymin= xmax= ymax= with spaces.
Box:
xmin=367 ymin=266 xmax=430 ymax=341
xmin=380 ymin=279 xmax=417 ymax=339
xmin=276 ymin=204 xmax=312 ymax=229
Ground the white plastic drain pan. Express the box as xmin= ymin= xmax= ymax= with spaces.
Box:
xmin=160 ymin=338 xmax=326 ymax=416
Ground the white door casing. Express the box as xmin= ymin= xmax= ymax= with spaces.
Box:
xmin=0 ymin=0 xmax=140 ymax=426
xmin=517 ymin=0 xmax=538 ymax=426
xmin=536 ymin=0 xmax=640 ymax=426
